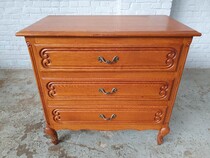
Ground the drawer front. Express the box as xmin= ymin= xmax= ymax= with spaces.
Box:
xmin=49 ymin=106 xmax=167 ymax=124
xmin=43 ymin=80 xmax=173 ymax=101
xmin=35 ymin=46 xmax=181 ymax=71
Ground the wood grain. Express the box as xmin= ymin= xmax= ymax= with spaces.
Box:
xmin=16 ymin=16 xmax=201 ymax=145
xmin=49 ymin=107 xmax=167 ymax=124
xmin=16 ymin=15 xmax=201 ymax=37
xmin=43 ymin=80 xmax=173 ymax=101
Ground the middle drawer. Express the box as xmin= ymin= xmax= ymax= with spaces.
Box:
xmin=42 ymin=79 xmax=174 ymax=101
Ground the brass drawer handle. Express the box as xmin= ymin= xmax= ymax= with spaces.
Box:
xmin=99 ymin=114 xmax=117 ymax=121
xmin=99 ymin=88 xmax=117 ymax=95
xmin=98 ymin=56 xmax=119 ymax=64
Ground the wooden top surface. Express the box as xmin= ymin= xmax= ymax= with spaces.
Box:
xmin=16 ymin=15 xmax=201 ymax=37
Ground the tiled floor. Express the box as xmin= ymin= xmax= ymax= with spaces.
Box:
xmin=0 ymin=69 xmax=210 ymax=158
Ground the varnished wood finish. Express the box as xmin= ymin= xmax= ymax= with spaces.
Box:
xmin=35 ymin=47 xmax=180 ymax=71
xmin=16 ymin=15 xmax=201 ymax=37
xmin=43 ymin=80 xmax=173 ymax=101
xmin=34 ymin=37 xmax=183 ymax=72
xmin=49 ymin=106 xmax=167 ymax=124
xmin=44 ymin=126 xmax=59 ymax=145
xmin=16 ymin=16 xmax=201 ymax=145
xmin=157 ymin=124 xmax=170 ymax=145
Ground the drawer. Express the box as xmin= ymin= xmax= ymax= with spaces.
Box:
xmin=35 ymin=46 xmax=181 ymax=71
xmin=49 ymin=106 xmax=167 ymax=124
xmin=43 ymin=80 xmax=174 ymax=101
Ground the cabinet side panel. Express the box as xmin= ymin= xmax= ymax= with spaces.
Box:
xmin=164 ymin=37 xmax=193 ymax=124
xmin=25 ymin=37 xmax=51 ymax=126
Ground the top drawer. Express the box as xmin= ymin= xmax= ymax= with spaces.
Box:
xmin=33 ymin=38 xmax=183 ymax=72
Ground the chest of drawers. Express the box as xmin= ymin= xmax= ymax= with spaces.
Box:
xmin=16 ymin=15 xmax=201 ymax=145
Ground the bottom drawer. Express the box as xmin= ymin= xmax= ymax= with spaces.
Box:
xmin=49 ymin=106 xmax=167 ymax=125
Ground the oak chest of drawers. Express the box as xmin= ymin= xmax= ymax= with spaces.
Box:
xmin=16 ymin=15 xmax=201 ymax=145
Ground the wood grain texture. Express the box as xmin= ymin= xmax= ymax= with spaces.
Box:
xmin=33 ymin=37 xmax=183 ymax=72
xmin=49 ymin=107 xmax=167 ymax=124
xmin=36 ymin=47 xmax=179 ymax=71
xmin=16 ymin=16 xmax=201 ymax=145
xmin=16 ymin=15 xmax=201 ymax=37
xmin=43 ymin=80 xmax=173 ymax=101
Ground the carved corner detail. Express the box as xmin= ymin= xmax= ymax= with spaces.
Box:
xmin=165 ymin=51 xmax=176 ymax=67
xmin=47 ymin=82 xmax=56 ymax=98
xmin=159 ymin=83 xmax=168 ymax=98
xmin=26 ymin=41 xmax=31 ymax=47
xmin=154 ymin=110 xmax=163 ymax=123
xmin=40 ymin=49 xmax=51 ymax=68
xmin=186 ymin=41 xmax=191 ymax=47
xmin=52 ymin=109 xmax=61 ymax=122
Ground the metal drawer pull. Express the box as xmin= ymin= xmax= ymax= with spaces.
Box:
xmin=99 ymin=88 xmax=117 ymax=95
xmin=98 ymin=56 xmax=119 ymax=64
xmin=99 ymin=114 xmax=117 ymax=121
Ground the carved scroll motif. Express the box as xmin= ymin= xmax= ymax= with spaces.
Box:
xmin=26 ymin=41 xmax=31 ymax=47
xmin=159 ymin=83 xmax=168 ymax=98
xmin=47 ymin=82 xmax=56 ymax=98
xmin=52 ymin=109 xmax=61 ymax=122
xmin=154 ymin=110 xmax=163 ymax=123
xmin=186 ymin=41 xmax=191 ymax=47
xmin=40 ymin=49 xmax=51 ymax=68
xmin=165 ymin=51 xmax=176 ymax=67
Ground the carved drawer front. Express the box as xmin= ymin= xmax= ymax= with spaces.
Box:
xmin=35 ymin=46 xmax=181 ymax=71
xmin=50 ymin=106 xmax=167 ymax=124
xmin=44 ymin=80 xmax=173 ymax=101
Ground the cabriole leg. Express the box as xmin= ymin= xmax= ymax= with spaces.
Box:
xmin=44 ymin=126 xmax=59 ymax=145
xmin=157 ymin=124 xmax=170 ymax=145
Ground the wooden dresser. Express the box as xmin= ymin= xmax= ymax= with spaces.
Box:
xmin=16 ymin=15 xmax=201 ymax=145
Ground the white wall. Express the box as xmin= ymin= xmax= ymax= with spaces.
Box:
xmin=0 ymin=0 xmax=174 ymax=68
xmin=171 ymin=0 xmax=210 ymax=68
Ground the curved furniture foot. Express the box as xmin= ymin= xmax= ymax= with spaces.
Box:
xmin=157 ymin=124 xmax=170 ymax=145
xmin=44 ymin=126 xmax=59 ymax=145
